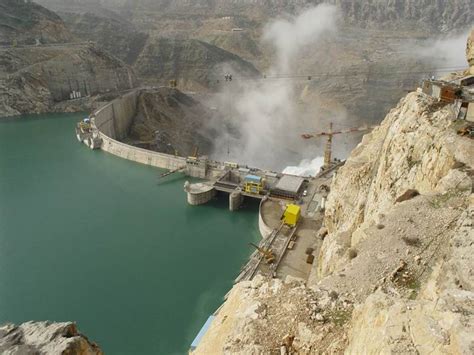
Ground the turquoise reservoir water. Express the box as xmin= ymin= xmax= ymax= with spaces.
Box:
xmin=0 ymin=113 xmax=259 ymax=354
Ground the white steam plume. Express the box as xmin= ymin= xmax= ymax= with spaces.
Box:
xmin=263 ymin=5 xmax=338 ymax=73
xmin=407 ymin=30 xmax=471 ymax=75
xmin=209 ymin=5 xmax=338 ymax=173
xmin=282 ymin=157 xmax=325 ymax=177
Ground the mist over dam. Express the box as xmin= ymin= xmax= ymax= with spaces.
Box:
xmin=0 ymin=112 xmax=259 ymax=354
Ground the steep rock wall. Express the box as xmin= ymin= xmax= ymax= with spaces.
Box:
xmin=0 ymin=0 xmax=73 ymax=45
xmin=346 ymin=201 xmax=473 ymax=354
xmin=50 ymin=0 xmax=473 ymax=32
xmin=0 ymin=44 xmax=137 ymax=117
xmin=468 ymin=28 xmax=474 ymax=74
xmin=320 ymin=92 xmax=472 ymax=276
xmin=133 ymin=37 xmax=260 ymax=90
xmin=59 ymin=11 xmax=148 ymax=65
xmin=0 ymin=321 xmax=102 ymax=354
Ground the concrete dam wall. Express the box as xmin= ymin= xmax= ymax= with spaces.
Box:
xmin=258 ymin=199 xmax=273 ymax=239
xmin=92 ymin=89 xmax=187 ymax=170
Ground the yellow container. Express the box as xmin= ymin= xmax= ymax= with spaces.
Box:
xmin=283 ymin=204 xmax=301 ymax=226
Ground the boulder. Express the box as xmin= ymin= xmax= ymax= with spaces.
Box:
xmin=0 ymin=321 xmax=102 ymax=355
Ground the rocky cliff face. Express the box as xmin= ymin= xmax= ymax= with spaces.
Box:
xmin=74 ymin=0 xmax=472 ymax=32
xmin=0 ymin=321 xmax=102 ymax=354
xmin=0 ymin=44 xmax=137 ymax=117
xmin=328 ymin=0 xmax=473 ymax=31
xmin=58 ymin=11 xmax=148 ymax=65
xmin=343 ymin=198 xmax=473 ymax=354
xmin=316 ymin=75 xmax=473 ymax=352
xmin=194 ymin=275 xmax=352 ymax=354
xmin=125 ymin=87 xmax=215 ymax=156
xmin=133 ymin=38 xmax=260 ymax=90
xmin=0 ymin=0 xmax=73 ymax=45
xmin=468 ymin=28 xmax=474 ymax=74
xmin=320 ymin=92 xmax=472 ymax=276
xmin=0 ymin=0 xmax=139 ymax=118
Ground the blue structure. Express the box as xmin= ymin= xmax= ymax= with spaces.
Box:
xmin=190 ymin=315 xmax=215 ymax=351
xmin=244 ymin=174 xmax=261 ymax=183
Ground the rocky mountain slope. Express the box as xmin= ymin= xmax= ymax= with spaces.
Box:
xmin=0 ymin=0 xmax=139 ymax=118
xmin=124 ymin=87 xmax=215 ymax=156
xmin=0 ymin=0 xmax=73 ymax=45
xmin=36 ymin=0 xmax=473 ymax=127
xmin=193 ymin=38 xmax=474 ymax=353
xmin=75 ymin=0 xmax=473 ymax=32
xmin=35 ymin=1 xmax=261 ymax=90
xmin=0 ymin=43 xmax=137 ymax=117
xmin=133 ymin=37 xmax=260 ymax=90
xmin=56 ymin=11 xmax=148 ymax=65
xmin=0 ymin=321 xmax=102 ymax=354
xmin=318 ymin=90 xmax=473 ymax=353
xmin=468 ymin=29 xmax=474 ymax=74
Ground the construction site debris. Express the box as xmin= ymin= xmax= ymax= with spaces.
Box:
xmin=457 ymin=124 xmax=474 ymax=137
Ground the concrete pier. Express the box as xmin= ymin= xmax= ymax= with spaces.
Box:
xmin=185 ymin=182 xmax=216 ymax=205
xmin=76 ymin=125 xmax=102 ymax=150
xmin=229 ymin=190 xmax=243 ymax=211
xmin=86 ymin=136 xmax=103 ymax=150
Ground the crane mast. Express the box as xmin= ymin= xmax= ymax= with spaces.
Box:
xmin=324 ymin=122 xmax=333 ymax=168
xmin=302 ymin=122 xmax=376 ymax=170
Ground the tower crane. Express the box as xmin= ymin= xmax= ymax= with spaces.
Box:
xmin=302 ymin=122 xmax=377 ymax=169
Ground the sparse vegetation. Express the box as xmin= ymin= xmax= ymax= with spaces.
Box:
xmin=408 ymin=289 xmax=418 ymax=300
xmin=328 ymin=309 xmax=352 ymax=326
xmin=407 ymin=155 xmax=421 ymax=169
xmin=406 ymin=278 xmax=421 ymax=291
xmin=406 ymin=277 xmax=421 ymax=300
xmin=402 ymin=235 xmax=420 ymax=246
xmin=394 ymin=269 xmax=421 ymax=299
xmin=429 ymin=190 xmax=459 ymax=208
